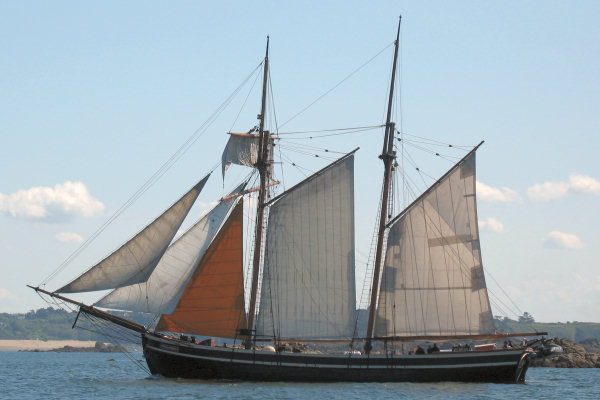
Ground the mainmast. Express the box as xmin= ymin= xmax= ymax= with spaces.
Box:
xmin=246 ymin=36 xmax=270 ymax=347
xmin=364 ymin=16 xmax=401 ymax=354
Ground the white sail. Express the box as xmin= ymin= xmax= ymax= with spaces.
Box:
xmin=221 ymin=132 xmax=273 ymax=178
xmin=374 ymin=152 xmax=494 ymax=337
xmin=57 ymin=175 xmax=210 ymax=293
xmin=256 ymin=154 xmax=356 ymax=339
xmin=95 ymin=185 xmax=243 ymax=313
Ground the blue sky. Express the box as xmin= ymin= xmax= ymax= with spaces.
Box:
xmin=1 ymin=1 xmax=599 ymax=323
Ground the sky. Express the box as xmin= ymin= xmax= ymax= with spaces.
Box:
xmin=1 ymin=1 xmax=599 ymax=323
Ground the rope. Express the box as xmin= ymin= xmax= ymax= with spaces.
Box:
xmin=41 ymin=62 xmax=263 ymax=287
xmin=279 ymin=43 xmax=394 ymax=128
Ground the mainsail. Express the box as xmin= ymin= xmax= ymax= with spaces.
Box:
xmin=374 ymin=151 xmax=494 ymax=337
xmin=57 ymin=175 xmax=210 ymax=293
xmin=256 ymin=153 xmax=356 ymax=339
xmin=95 ymin=186 xmax=241 ymax=314
xmin=155 ymin=200 xmax=246 ymax=338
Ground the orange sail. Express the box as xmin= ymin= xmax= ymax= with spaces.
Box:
xmin=156 ymin=201 xmax=247 ymax=338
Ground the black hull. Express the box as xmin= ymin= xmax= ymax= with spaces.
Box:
xmin=142 ymin=333 xmax=531 ymax=383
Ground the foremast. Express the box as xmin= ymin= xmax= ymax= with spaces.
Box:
xmin=246 ymin=36 xmax=270 ymax=347
xmin=364 ymin=16 xmax=401 ymax=354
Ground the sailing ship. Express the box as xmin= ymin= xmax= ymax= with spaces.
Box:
xmin=30 ymin=18 xmax=545 ymax=383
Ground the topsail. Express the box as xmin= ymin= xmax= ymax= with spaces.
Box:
xmin=221 ymin=132 xmax=273 ymax=179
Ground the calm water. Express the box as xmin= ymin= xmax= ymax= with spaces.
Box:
xmin=0 ymin=351 xmax=598 ymax=399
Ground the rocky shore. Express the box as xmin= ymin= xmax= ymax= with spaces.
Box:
xmin=531 ymin=338 xmax=600 ymax=368
xmin=17 ymin=341 xmax=127 ymax=353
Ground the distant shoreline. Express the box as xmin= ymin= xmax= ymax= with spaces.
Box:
xmin=0 ymin=340 xmax=97 ymax=351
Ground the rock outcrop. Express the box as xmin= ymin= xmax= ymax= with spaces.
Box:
xmin=531 ymin=338 xmax=600 ymax=368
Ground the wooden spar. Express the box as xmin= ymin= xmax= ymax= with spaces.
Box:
xmin=374 ymin=332 xmax=549 ymax=343
xmin=250 ymin=331 xmax=548 ymax=343
xmin=246 ymin=36 xmax=270 ymax=347
xmin=27 ymin=285 xmax=147 ymax=334
xmin=386 ymin=140 xmax=484 ymax=228
xmin=228 ymin=132 xmax=278 ymax=139
xmin=265 ymin=148 xmax=359 ymax=207
xmin=364 ymin=16 xmax=401 ymax=354
xmin=220 ymin=181 xmax=280 ymax=201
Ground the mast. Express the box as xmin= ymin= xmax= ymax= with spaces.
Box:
xmin=364 ymin=16 xmax=401 ymax=354
xmin=246 ymin=36 xmax=270 ymax=347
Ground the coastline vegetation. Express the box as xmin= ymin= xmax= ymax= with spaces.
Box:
xmin=3 ymin=307 xmax=600 ymax=345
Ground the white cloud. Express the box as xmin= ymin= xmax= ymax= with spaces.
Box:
xmin=55 ymin=232 xmax=84 ymax=243
xmin=527 ymin=174 xmax=600 ymax=202
xmin=0 ymin=181 xmax=104 ymax=221
xmin=542 ymin=231 xmax=586 ymax=249
xmin=479 ymin=217 xmax=505 ymax=232
xmin=569 ymin=174 xmax=600 ymax=194
xmin=0 ymin=288 xmax=17 ymax=301
xmin=197 ymin=200 xmax=219 ymax=215
xmin=476 ymin=181 xmax=522 ymax=203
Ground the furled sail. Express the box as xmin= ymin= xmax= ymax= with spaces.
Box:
xmin=221 ymin=132 xmax=273 ymax=178
xmin=155 ymin=201 xmax=247 ymax=338
xmin=57 ymin=175 xmax=210 ymax=293
xmin=256 ymin=153 xmax=356 ymax=339
xmin=94 ymin=186 xmax=241 ymax=313
xmin=374 ymin=151 xmax=494 ymax=337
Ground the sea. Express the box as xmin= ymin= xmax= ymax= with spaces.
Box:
xmin=0 ymin=351 xmax=598 ymax=399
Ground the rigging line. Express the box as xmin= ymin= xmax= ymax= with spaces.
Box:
xmin=277 ymin=143 xmax=346 ymax=156
xmin=399 ymin=139 xmax=463 ymax=162
xmin=395 ymin=142 xmax=461 ymax=168
xmin=276 ymin=146 xmax=339 ymax=161
xmin=396 ymin=129 xmax=474 ymax=149
xmin=278 ymin=124 xmax=384 ymax=135
xmin=229 ymin=62 xmax=263 ymax=132
xmin=277 ymin=153 xmax=311 ymax=179
xmin=488 ymin=298 xmax=509 ymax=319
xmin=268 ymin=66 xmax=280 ymax=139
xmin=400 ymin=137 xmax=471 ymax=153
xmin=81 ymin=314 xmax=150 ymax=375
xmin=277 ymin=142 xmax=341 ymax=155
xmin=484 ymin=268 xmax=524 ymax=316
xmin=488 ymin=290 xmax=521 ymax=319
xmin=41 ymin=64 xmax=261 ymax=286
xmin=276 ymin=139 xmax=347 ymax=153
xmin=280 ymin=42 xmax=395 ymax=128
xmin=278 ymin=127 xmax=380 ymax=140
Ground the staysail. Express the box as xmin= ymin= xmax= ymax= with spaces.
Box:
xmin=95 ymin=186 xmax=241 ymax=313
xmin=374 ymin=151 xmax=494 ymax=337
xmin=155 ymin=200 xmax=246 ymax=338
xmin=256 ymin=152 xmax=356 ymax=339
xmin=57 ymin=175 xmax=210 ymax=293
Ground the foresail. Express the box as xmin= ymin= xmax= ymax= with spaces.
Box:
xmin=94 ymin=185 xmax=242 ymax=313
xmin=374 ymin=151 xmax=494 ymax=337
xmin=57 ymin=175 xmax=210 ymax=293
xmin=155 ymin=201 xmax=246 ymax=338
xmin=256 ymin=153 xmax=356 ymax=339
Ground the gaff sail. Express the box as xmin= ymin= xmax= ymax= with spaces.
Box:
xmin=375 ymin=151 xmax=494 ymax=337
xmin=256 ymin=152 xmax=357 ymax=339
